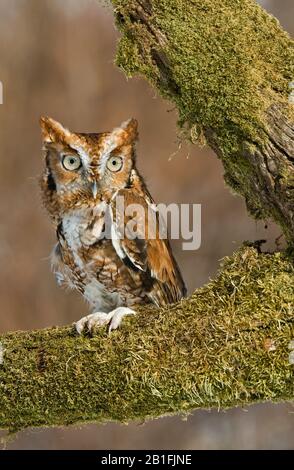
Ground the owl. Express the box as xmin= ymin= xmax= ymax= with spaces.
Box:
xmin=40 ymin=117 xmax=186 ymax=333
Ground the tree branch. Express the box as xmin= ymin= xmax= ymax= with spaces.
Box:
xmin=0 ymin=247 xmax=293 ymax=431
xmin=113 ymin=0 xmax=294 ymax=243
xmin=0 ymin=0 xmax=293 ymax=431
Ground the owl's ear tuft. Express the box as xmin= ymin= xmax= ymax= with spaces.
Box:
xmin=40 ymin=116 xmax=71 ymax=144
xmin=123 ymin=118 xmax=138 ymax=143
xmin=117 ymin=118 xmax=138 ymax=144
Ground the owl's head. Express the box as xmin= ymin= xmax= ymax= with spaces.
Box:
xmin=40 ymin=116 xmax=138 ymax=220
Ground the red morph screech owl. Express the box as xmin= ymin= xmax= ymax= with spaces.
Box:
xmin=40 ymin=117 xmax=186 ymax=333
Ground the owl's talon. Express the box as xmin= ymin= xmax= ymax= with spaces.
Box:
xmin=75 ymin=315 xmax=90 ymax=335
xmin=75 ymin=312 xmax=109 ymax=335
xmin=88 ymin=312 xmax=110 ymax=330
xmin=108 ymin=307 xmax=136 ymax=333
xmin=75 ymin=307 xmax=135 ymax=335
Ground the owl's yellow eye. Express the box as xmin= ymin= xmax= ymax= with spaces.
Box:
xmin=107 ymin=156 xmax=123 ymax=172
xmin=62 ymin=155 xmax=81 ymax=171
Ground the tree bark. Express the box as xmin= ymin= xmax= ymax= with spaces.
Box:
xmin=112 ymin=0 xmax=294 ymax=242
xmin=0 ymin=0 xmax=293 ymax=431
xmin=0 ymin=247 xmax=293 ymax=431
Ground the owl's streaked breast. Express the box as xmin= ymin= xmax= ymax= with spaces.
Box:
xmin=55 ymin=203 xmax=150 ymax=311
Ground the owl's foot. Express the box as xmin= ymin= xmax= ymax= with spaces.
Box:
xmin=75 ymin=307 xmax=135 ymax=335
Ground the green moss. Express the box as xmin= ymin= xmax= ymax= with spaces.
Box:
xmin=112 ymin=0 xmax=294 ymax=234
xmin=0 ymin=246 xmax=293 ymax=431
xmin=115 ymin=0 xmax=293 ymax=141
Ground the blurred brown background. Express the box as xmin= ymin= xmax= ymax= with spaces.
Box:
xmin=0 ymin=0 xmax=293 ymax=450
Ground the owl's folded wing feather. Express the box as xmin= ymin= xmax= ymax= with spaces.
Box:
xmin=110 ymin=189 xmax=186 ymax=306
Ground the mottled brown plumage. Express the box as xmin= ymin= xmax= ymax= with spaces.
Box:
xmin=40 ymin=117 xmax=186 ymax=332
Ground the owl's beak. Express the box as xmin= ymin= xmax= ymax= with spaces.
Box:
xmin=91 ymin=181 xmax=98 ymax=199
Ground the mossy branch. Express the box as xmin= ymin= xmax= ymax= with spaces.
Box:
xmin=0 ymin=1 xmax=293 ymax=431
xmin=112 ymin=0 xmax=294 ymax=243
xmin=0 ymin=247 xmax=293 ymax=431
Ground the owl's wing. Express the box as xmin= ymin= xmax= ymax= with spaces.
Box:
xmin=110 ymin=189 xmax=186 ymax=306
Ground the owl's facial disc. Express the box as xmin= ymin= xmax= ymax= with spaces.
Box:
xmin=40 ymin=116 xmax=139 ymax=214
